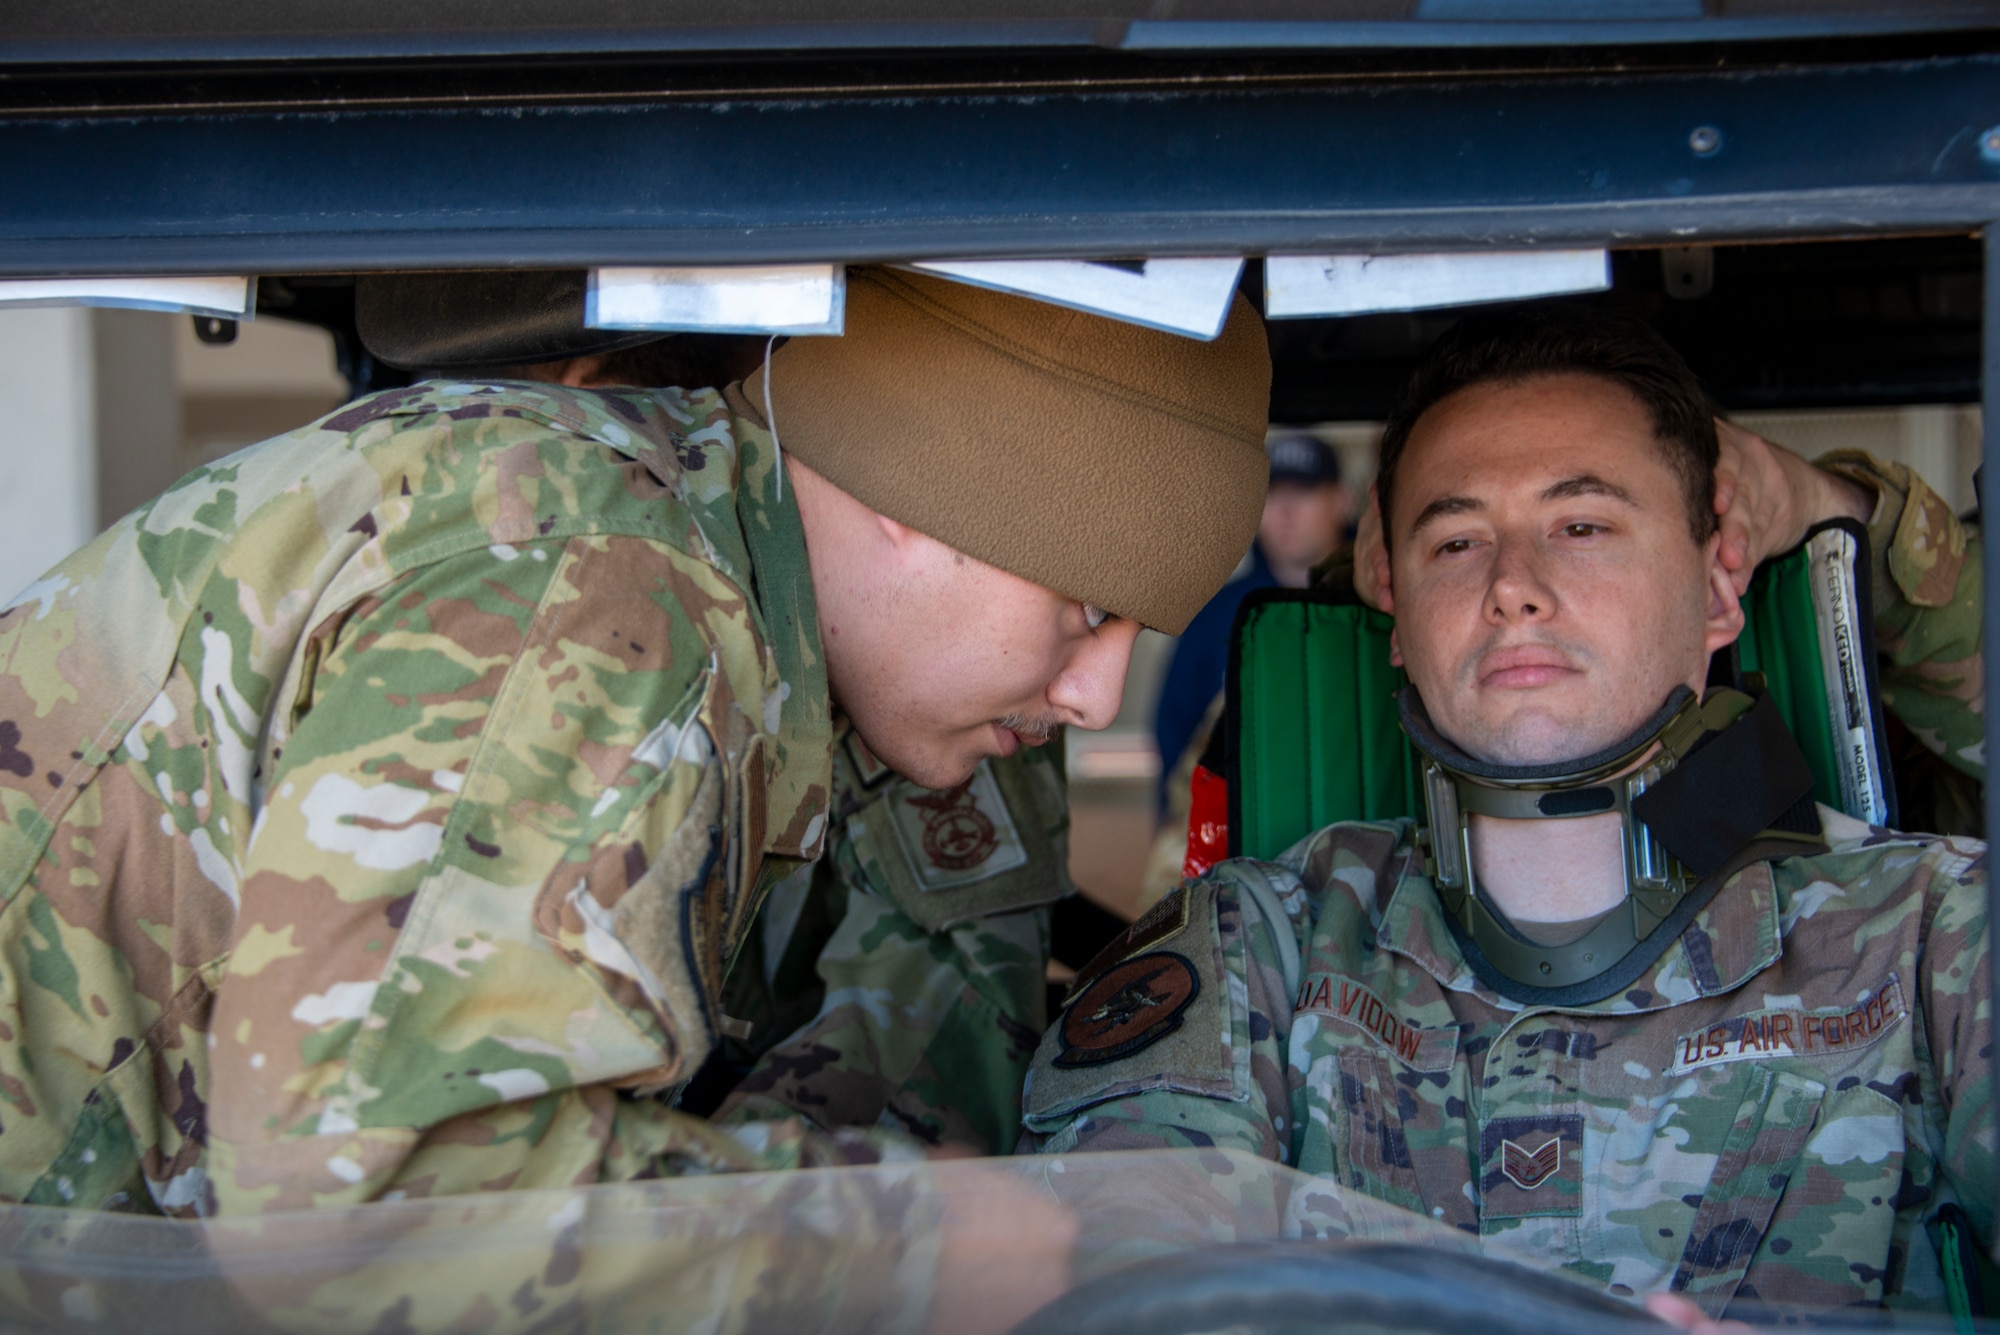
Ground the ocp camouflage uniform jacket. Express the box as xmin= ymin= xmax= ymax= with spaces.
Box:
xmin=0 ymin=379 xmax=1059 ymax=1218
xmin=709 ymin=722 xmax=1065 ymax=1155
xmin=1023 ymin=808 xmax=1993 ymax=1318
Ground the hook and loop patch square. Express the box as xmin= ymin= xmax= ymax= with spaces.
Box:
xmin=1479 ymin=1113 xmax=1583 ymax=1219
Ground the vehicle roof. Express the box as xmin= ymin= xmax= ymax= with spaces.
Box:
xmin=5 ymin=0 xmax=1998 ymax=62
xmin=3 ymin=41 xmax=1998 ymax=277
xmin=2 ymin=0 xmax=1996 ymax=414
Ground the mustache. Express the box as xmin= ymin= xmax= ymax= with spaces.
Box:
xmin=1457 ymin=633 xmax=1594 ymax=684
xmin=998 ymin=713 xmax=1065 ymax=743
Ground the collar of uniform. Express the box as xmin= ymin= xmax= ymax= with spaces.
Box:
xmin=339 ymin=378 xmax=689 ymax=464
xmin=725 ymin=384 xmax=832 ymax=862
xmin=1375 ymin=858 xmax=1785 ymax=1015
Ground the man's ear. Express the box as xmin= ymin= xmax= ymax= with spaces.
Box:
xmin=555 ymin=353 xmax=610 ymax=388
xmin=1701 ymin=531 xmax=1746 ymax=655
xmin=1359 ymin=486 xmax=1394 ymax=614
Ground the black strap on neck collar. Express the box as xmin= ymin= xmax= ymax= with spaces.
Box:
xmin=1630 ymin=689 xmax=1821 ymax=876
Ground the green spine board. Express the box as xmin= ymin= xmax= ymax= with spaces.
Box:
xmin=1738 ymin=550 xmax=1843 ymax=811
xmin=1233 ymin=550 xmax=1854 ymax=862
xmin=1237 ymin=601 xmax=1412 ymax=861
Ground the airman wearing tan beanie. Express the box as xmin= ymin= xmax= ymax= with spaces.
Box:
xmin=469 ymin=263 xmax=1271 ymax=785
xmin=332 ymin=263 xmax=1272 ymax=1215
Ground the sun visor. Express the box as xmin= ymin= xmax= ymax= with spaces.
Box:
xmin=1265 ymin=250 xmax=1609 ymax=317
xmin=361 ymin=255 xmax=1257 ymax=374
xmin=0 ymin=276 xmax=252 ymax=319
xmin=586 ymin=265 xmax=845 ymax=336
xmin=907 ymin=257 xmax=1245 ymax=340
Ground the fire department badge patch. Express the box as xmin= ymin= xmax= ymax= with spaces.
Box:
xmin=1053 ymin=951 xmax=1200 ymax=1068
xmin=886 ymin=761 xmax=1029 ymax=891
xmin=906 ymin=779 xmax=998 ymax=870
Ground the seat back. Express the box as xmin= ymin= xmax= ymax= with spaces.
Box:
xmin=1220 ymin=518 xmax=1895 ymax=862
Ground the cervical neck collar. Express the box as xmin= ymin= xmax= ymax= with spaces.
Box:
xmin=1399 ymin=685 xmax=1824 ymax=1005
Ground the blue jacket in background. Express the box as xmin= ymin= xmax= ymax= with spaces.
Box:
xmin=1151 ymin=543 xmax=1275 ymax=817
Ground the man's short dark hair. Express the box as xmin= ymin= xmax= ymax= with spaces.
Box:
xmin=486 ymin=334 xmax=771 ymax=392
xmin=1375 ymin=305 xmax=1719 ymax=551
xmin=588 ymin=335 xmax=771 ymax=391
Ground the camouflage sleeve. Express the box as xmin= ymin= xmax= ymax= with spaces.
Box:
xmin=1818 ymin=450 xmax=1983 ymax=780
xmin=196 ymin=534 xmax=896 ymax=1212
xmin=1915 ymin=837 xmax=1995 ymax=1247
xmin=236 ymin=1166 xmax=952 ymax=1335
xmin=715 ymin=897 xmax=1051 ymax=1154
xmin=714 ymin=750 xmax=1066 ymax=1154
xmin=1019 ymin=866 xmax=1303 ymax=1163
xmin=0 ymin=1165 xmax=952 ymax=1334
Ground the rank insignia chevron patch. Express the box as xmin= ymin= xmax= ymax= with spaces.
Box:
xmin=1500 ymin=1136 xmax=1562 ymax=1190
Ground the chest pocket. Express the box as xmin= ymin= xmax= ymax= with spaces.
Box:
xmin=1323 ymin=1046 xmax=1479 ymax=1231
xmin=1744 ymin=1081 xmax=1909 ymax=1309
xmin=1648 ymin=1065 xmax=1827 ymax=1316
xmin=839 ymin=754 xmax=1069 ymax=932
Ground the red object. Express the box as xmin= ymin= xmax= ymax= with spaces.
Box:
xmin=1183 ymin=763 xmax=1230 ymax=878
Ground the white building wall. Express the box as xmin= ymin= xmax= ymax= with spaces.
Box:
xmin=0 ymin=308 xmax=97 ymax=603
xmin=1734 ymin=404 xmax=1983 ymax=515
xmin=94 ymin=309 xmax=183 ymax=531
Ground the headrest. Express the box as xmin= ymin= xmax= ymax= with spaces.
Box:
xmin=355 ymin=271 xmax=666 ymax=372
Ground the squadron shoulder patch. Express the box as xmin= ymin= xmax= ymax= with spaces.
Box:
xmin=1053 ymin=950 xmax=1199 ymax=1068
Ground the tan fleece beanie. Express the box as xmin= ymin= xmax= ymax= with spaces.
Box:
xmin=745 ymin=267 xmax=1271 ymax=634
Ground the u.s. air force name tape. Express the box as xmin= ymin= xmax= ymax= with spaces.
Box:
xmin=1668 ymin=973 xmax=1907 ymax=1076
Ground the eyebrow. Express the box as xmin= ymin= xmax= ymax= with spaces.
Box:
xmin=1408 ymin=494 xmax=1483 ymax=536
xmin=1540 ymin=473 xmax=1636 ymax=507
xmin=1406 ymin=473 xmax=1639 ymax=538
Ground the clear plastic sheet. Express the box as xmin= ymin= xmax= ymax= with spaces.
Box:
xmin=0 ymin=1148 xmax=1978 ymax=1334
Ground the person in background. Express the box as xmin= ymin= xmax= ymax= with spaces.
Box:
xmin=1137 ymin=434 xmax=1352 ymax=908
xmin=1151 ymin=432 xmax=1352 ymax=820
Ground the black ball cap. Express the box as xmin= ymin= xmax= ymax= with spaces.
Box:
xmin=356 ymin=270 xmax=667 ymax=372
xmin=1266 ymin=431 xmax=1341 ymax=486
